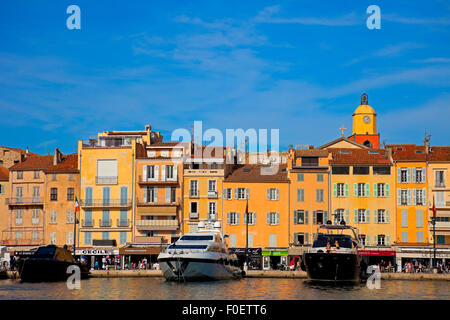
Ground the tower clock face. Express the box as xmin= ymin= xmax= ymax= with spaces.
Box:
xmin=363 ymin=116 xmax=371 ymax=124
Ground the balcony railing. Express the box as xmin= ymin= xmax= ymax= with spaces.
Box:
xmin=189 ymin=212 xmax=199 ymax=219
xmin=6 ymin=197 xmax=44 ymax=205
xmin=137 ymin=197 xmax=180 ymax=206
xmin=99 ymin=219 xmax=112 ymax=227
xmin=208 ymin=190 xmax=218 ymax=198
xmin=81 ymin=219 xmax=94 ymax=227
xmin=117 ymin=219 xmax=130 ymax=227
xmin=135 ymin=219 xmax=179 ymax=230
xmin=138 ymin=175 xmax=178 ymax=184
xmin=96 ymin=176 xmax=118 ymax=185
xmin=80 ymin=199 xmax=131 ymax=208
xmin=0 ymin=239 xmax=42 ymax=246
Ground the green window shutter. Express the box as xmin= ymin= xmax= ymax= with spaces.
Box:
xmin=373 ymin=183 xmax=378 ymax=197
xmin=267 ymin=188 xmax=270 ymax=200
xmin=276 ymin=212 xmax=280 ymax=225
xmin=386 ymin=210 xmax=390 ymax=223
xmin=305 ymin=233 xmax=309 ymax=244
xmin=412 ymin=188 xmax=417 ymax=206
xmin=374 ymin=209 xmax=378 ymax=223
xmin=266 ymin=212 xmax=270 ymax=225
xmin=366 ymin=235 xmax=370 ymax=246
xmin=293 ymin=210 xmax=298 ymax=224
xmin=397 ymin=168 xmax=401 ymax=183
xmin=365 ymin=183 xmax=370 ymax=197
xmin=366 ymin=209 xmax=370 ymax=224
xmin=386 ymin=235 xmax=390 ymax=246
xmin=333 ymin=183 xmax=337 ymax=197
xmin=354 ymin=183 xmax=358 ymax=197
xmin=345 ymin=209 xmax=349 ymax=224
xmin=324 ymin=211 xmax=328 ymax=223
xmin=313 ymin=211 xmax=317 ymax=225
xmin=237 ymin=213 xmax=240 ymax=225
xmin=354 ymin=209 xmax=358 ymax=223
xmin=374 ymin=235 xmax=378 ymax=246
xmin=345 ymin=183 xmax=349 ymax=197
xmin=305 ymin=210 xmax=309 ymax=224
xmin=227 ymin=212 xmax=230 ymax=225
xmin=407 ymin=189 xmax=411 ymax=206
xmin=385 ymin=183 xmax=390 ymax=197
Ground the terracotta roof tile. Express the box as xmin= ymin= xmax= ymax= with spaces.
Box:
xmin=329 ymin=148 xmax=391 ymax=165
xmin=294 ymin=149 xmax=329 ymax=157
xmin=225 ymin=164 xmax=288 ymax=182
xmin=386 ymin=144 xmax=427 ymax=161
xmin=0 ymin=146 xmax=37 ymax=156
xmin=45 ymin=154 xmax=78 ymax=172
xmin=429 ymin=146 xmax=450 ymax=162
xmin=0 ymin=166 xmax=9 ymax=180
xmin=9 ymin=155 xmax=53 ymax=171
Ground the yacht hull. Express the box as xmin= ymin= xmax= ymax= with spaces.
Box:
xmin=19 ymin=259 xmax=89 ymax=282
xmin=303 ymin=252 xmax=362 ymax=283
xmin=158 ymin=257 xmax=242 ymax=281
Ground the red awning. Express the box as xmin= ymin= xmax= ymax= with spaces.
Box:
xmin=358 ymin=250 xmax=396 ymax=257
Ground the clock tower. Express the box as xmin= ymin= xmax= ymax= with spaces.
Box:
xmin=349 ymin=93 xmax=380 ymax=148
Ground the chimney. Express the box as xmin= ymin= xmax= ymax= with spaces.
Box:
xmin=26 ymin=146 xmax=29 ymax=154
xmin=309 ymin=145 xmax=314 ymax=150
xmin=53 ymin=148 xmax=62 ymax=165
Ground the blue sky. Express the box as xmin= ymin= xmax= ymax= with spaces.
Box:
xmin=0 ymin=0 xmax=449 ymax=154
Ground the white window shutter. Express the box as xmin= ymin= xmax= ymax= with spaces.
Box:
xmin=412 ymin=188 xmax=417 ymax=205
xmin=276 ymin=212 xmax=280 ymax=225
xmin=407 ymin=168 xmax=411 ymax=183
xmin=143 ymin=166 xmax=147 ymax=182
xmin=165 ymin=187 xmax=170 ymax=203
xmin=412 ymin=168 xmax=416 ymax=183
xmin=173 ymin=165 xmax=178 ymax=180
xmin=422 ymin=168 xmax=426 ymax=183
xmin=397 ymin=189 xmax=402 ymax=206
xmin=266 ymin=212 xmax=270 ymax=225
xmin=161 ymin=165 xmax=166 ymax=181
xmin=276 ymin=189 xmax=279 ymax=200
xmin=397 ymin=168 xmax=401 ymax=183
xmin=143 ymin=186 xmax=148 ymax=203
xmin=227 ymin=212 xmax=230 ymax=225
xmin=234 ymin=188 xmax=238 ymax=199
xmin=245 ymin=188 xmax=249 ymax=200
xmin=154 ymin=187 xmax=158 ymax=203
xmin=154 ymin=165 xmax=159 ymax=181
xmin=407 ymin=189 xmax=411 ymax=206
xmin=267 ymin=188 xmax=270 ymax=200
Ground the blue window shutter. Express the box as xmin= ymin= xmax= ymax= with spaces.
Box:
xmin=313 ymin=211 xmax=317 ymax=225
xmin=305 ymin=210 xmax=309 ymax=224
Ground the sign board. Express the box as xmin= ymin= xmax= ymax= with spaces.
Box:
xmin=262 ymin=250 xmax=289 ymax=256
xmin=76 ymin=249 xmax=119 ymax=256
xmin=358 ymin=250 xmax=396 ymax=257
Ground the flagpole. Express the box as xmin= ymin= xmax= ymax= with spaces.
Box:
xmin=433 ymin=196 xmax=436 ymax=268
xmin=245 ymin=197 xmax=249 ymax=270
xmin=73 ymin=197 xmax=79 ymax=259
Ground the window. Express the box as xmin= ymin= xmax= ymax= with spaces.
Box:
xmin=373 ymin=166 xmax=390 ymax=175
xmin=15 ymin=210 xmax=22 ymax=225
xmin=295 ymin=233 xmax=306 ymax=245
xmin=314 ymin=211 xmax=324 ymax=225
xmin=416 ymin=210 xmax=423 ymax=228
xmin=353 ymin=166 xmax=369 ymax=175
xmin=244 ymin=212 xmax=256 ymax=225
xmin=297 ymin=189 xmax=304 ymax=202
xmin=223 ymin=188 xmax=232 ymax=200
xmin=208 ymin=180 xmax=216 ymax=192
xmin=50 ymin=232 xmax=56 ymax=245
xmin=50 ymin=210 xmax=57 ymax=224
xmin=269 ymin=234 xmax=277 ymax=247
xmin=377 ymin=235 xmax=385 ymax=246
xmin=335 ymin=209 xmax=344 ymax=224
xmin=190 ymin=180 xmax=198 ymax=197
xmin=166 ymin=165 xmax=174 ymax=179
xmin=84 ymin=232 xmax=92 ymax=245
xmin=301 ymin=157 xmax=318 ymax=167
xmin=435 ymin=171 xmax=445 ymax=187
xmin=32 ymin=209 xmax=39 ymax=225
xmin=376 ymin=183 xmax=386 ymax=197
xmin=68 ymin=174 xmax=74 ymax=181
xmin=102 ymin=232 xmax=109 ymax=240
xmin=120 ymin=232 xmax=127 ymax=244
xmin=415 ymin=189 xmax=424 ymax=205
xmin=145 ymin=165 xmax=156 ymax=180
xmin=97 ymin=159 xmax=118 ymax=184
xmin=190 ymin=202 xmax=198 ymax=219
xmin=66 ymin=232 xmax=73 ymax=245
xmin=401 ymin=232 xmax=408 ymax=243
xmin=32 ymin=186 xmax=40 ymax=202
xmin=15 ymin=231 xmax=22 ymax=240
xmin=102 ymin=210 xmax=110 ymax=227
xmin=400 ymin=168 xmax=408 ymax=183
xmin=377 ymin=209 xmax=385 ymax=223
xmin=316 ymin=189 xmax=324 ymax=202
xmin=17 ymin=171 xmax=23 ymax=179
xmin=416 ymin=232 xmax=424 ymax=243
xmin=414 ymin=168 xmax=423 ymax=183
xmin=161 ymin=151 xmax=169 ymax=157
xmin=358 ymin=209 xmax=366 ymax=223
xmin=359 ymin=235 xmax=366 ymax=246
xmin=227 ymin=212 xmax=240 ymax=225
xmin=144 ymin=186 xmax=157 ymax=203
xmin=32 ymin=231 xmax=39 ymax=240
xmin=357 ymin=183 xmax=366 ymax=197
xmin=337 ymin=183 xmax=345 ymax=197
xmin=236 ymin=188 xmax=248 ymax=200
xmin=208 ymin=202 xmax=216 ymax=220
xmin=51 ymin=174 xmax=57 ymax=181
xmin=317 ymin=174 xmax=324 ymax=182
xmin=0 ymin=184 xmax=5 ymax=195
xmin=67 ymin=210 xmax=74 ymax=224
xmin=50 ymin=188 xmax=58 ymax=201
xmin=401 ymin=210 xmax=408 ymax=228
xmin=267 ymin=188 xmax=279 ymax=200
xmin=294 ymin=210 xmax=306 ymax=224
xmin=332 ymin=166 xmax=349 ymax=175
xmin=267 ymin=212 xmax=279 ymax=225
xmin=67 ymin=188 xmax=75 ymax=201
xmin=436 ymin=191 xmax=445 ymax=207
xmin=400 ymin=189 xmax=408 ymax=205
xmin=297 ymin=173 xmax=304 ymax=181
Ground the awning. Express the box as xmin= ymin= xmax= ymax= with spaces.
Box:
xmin=262 ymin=249 xmax=289 ymax=256
xmin=137 ymin=206 xmax=177 ymax=216
xmin=119 ymin=247 xmax=161 ymax=255
xmin=358 ymin=250 xmax=396 ymax=257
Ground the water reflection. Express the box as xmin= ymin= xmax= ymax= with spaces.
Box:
xmin=0 ymin=278 xmax=448 ymax=300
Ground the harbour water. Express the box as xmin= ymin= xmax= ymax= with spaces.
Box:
xmin=0 ymin=277 xmax=448 ymax=300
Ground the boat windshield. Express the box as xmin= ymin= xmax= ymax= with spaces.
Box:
xmin=168 ymin=244 xmax=208 ymax=250
xmin=33 ymin=246 xmax=56 ymax=258
xmin=179 ymin=235 xmax=214 ymax=241
xmin=313 ymin=235 xmax=354 ymax=249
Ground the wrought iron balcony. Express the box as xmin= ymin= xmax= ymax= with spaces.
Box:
xmin=99 ymin=219 xmax=112 ymax=227
xmin=81 ymin=219 xmax=94 ymax=227
xmin=6 ymin=197 xmax=44 ymax=205
xmin=207 ymin=190 xmax=218 ymax=198
xmin=138 ymin=175 xmax=178 ymax=184
xmin=80 ymin=199 xmax=131 ymax=208
xmin=95 ymin=176 xmax=118 ymax=185
xmin=117 ymin=219 xmax=130 ymax=227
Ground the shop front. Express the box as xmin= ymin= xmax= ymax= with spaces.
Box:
xmin=229 ymin=248 xmax=262 ymax=270
xmin=395 ymin=246 xmax=450 ymax=272
xmin=119 ymin=246 xmax=162 ymax=269
xmin=357 ymin=249 xmax=397 ymax=272
xmin=262 ymin=249 xmax=289 ymax=270
xmin=75 ymin=248 xmax=120 ymax=270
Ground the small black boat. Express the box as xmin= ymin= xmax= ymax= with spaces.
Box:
xmin=302 ymin=221 xmax=363 ymax=283
xmin=18 ymin=245 xmax=89 ymax=282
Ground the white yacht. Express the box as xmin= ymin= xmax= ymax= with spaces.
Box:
xmin=157 ymin=221 xmax=243 ymax=281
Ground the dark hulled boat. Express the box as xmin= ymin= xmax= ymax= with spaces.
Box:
xmin=302 ymin=221 xmax=363 ymax=283
xmin=18 ymin=245 xmax=89 ymax=282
